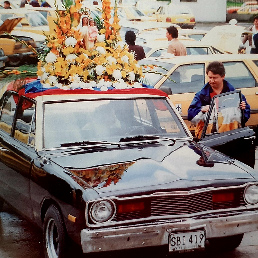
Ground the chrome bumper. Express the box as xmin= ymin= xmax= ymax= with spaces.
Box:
xmin=81 ymin=210 xmax=258 ymax=253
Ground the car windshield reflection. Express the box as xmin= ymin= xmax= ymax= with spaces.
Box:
xmin=43 ymin=98 xmax=188 ymax=149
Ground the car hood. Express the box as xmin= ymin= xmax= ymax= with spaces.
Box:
xmin=0 ymin=17 xmax=22 ymax=34
xmin=45 ymin=141 xmax=256 ymax=196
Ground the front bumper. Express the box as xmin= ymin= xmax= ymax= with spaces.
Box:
xmin=81 ymin=209 xmax=258 ymax=253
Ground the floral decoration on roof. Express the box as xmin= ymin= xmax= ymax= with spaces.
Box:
xmin=37 ymin=0 xmax=144 ymax=91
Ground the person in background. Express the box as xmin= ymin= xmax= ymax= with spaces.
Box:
xmin=88 ymin=19 xmax=98 ymax=49
xmin=242 ymin=15 xmax=258 ymax=54
xmin=188 ymin=61 xmax=250 ymax=138
xmin=166 ymin=25 xmax=187 ymax=56
xmin=125 ymin=30 xmax=145 ymax=61
xmin=20 ymin=0 xmax=28 ymax=7
xmin=4 ymin=1 xmax=11 ymax=8
xmin=30 ymin=0 xmax=40 ymax=7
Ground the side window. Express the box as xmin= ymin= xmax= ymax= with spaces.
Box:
xmin=0 ymin=93 xmax=18 ymax=135
xmin=161 ymin=63 xmax=205 ymax=94
xmin=14 ymin=98 xmax=36 ymax=146
xmin=150 ymin=49 xmax=167 ymax=57
xmin=223 ymin=61 xmax=255 ymax=88
xmin=186 ymin=47 xmax=209 ymax=55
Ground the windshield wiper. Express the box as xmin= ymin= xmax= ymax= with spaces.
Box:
xmin=119 ymin=135 xmax=160 ymax=143
xmin=60 ymin=141 xmax=119 ymax=148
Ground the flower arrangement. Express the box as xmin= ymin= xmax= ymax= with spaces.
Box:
xmin=37 ymin=0 xmax=144 ymax=90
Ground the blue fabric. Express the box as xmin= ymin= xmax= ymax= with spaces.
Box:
xmin=188 ymin=80 xmax=250 ymax=123
xmin=24 ymin=79 xmax=58 ymax=93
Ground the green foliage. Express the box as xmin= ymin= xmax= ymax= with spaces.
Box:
xmin=62 ymin=0 xmax=74 ymax=9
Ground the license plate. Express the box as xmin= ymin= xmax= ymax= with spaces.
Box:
xmin=177 ymin=18 xmax=186 ymax=22
xmin=169 ymin=230 xmax=205 ymax=252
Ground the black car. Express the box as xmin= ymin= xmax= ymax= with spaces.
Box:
xmin=0 ymin=84 xmax=258 ymax=258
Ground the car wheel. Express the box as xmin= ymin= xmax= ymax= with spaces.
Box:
xmin=43 ymin=205 xmax=67 ymax=258
xmin=207 ymin=234 xmax=244 ymax=252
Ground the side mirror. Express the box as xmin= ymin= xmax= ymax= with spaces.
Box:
xmin=159 ymin=86 xmax=172 ymax=95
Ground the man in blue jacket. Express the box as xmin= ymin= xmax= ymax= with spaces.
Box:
xmin=188 ymin=61 xmax=250 ymax=138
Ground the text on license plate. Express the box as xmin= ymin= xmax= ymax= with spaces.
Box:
xmin=169 ymin=230 xmax=205 ymax=252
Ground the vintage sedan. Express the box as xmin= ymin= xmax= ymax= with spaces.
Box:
xmin=0 ymin=83 xmax=258 ymax=258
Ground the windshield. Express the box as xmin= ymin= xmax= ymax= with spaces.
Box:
xmin=139 ymin=60 xmax=175 ymax=87
xmin=43 ymin=97 xmax=188 ymax=149
xmin=25 ymin=12 xmax=48 ymax=27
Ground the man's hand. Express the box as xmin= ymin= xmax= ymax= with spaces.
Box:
xmin=201 ymin=105 xmax=209 ymax=113
xmin=240 ymin=101 xmax=246 ymax=110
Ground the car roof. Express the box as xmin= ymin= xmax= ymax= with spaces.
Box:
xmin=142 ymin=53 xmax=258 ymax=64
xmin=15 ymin=87 xmax=168 ymax=102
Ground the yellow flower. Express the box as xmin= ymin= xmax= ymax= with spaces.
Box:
xmin=62 ymin=46 xmax=75 ymax=55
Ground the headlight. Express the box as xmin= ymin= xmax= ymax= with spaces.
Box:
xmin=90 ymin=200 xmax=116 ymax=223
xmin=244 ymin=184 xmax=258 ymax=204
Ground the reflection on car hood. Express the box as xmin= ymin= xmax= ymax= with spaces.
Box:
xmin=47 ymin=141 xmax=255 ymax=195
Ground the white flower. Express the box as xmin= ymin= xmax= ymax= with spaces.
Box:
xmin=97 ymin=34 xmax=105 ymax=42
xmin=65 ymin=36 xmax=77 ymax=47
xmin=40 ymin=71 xmax=49 ymax=81
xmin=83 ymin=53 xmax=89 ymax=59
xmin=107 ymin=56 xmax=117 ymax=65
xmin=128 ymin=71 xmax=135 ymax=82
xmin=95 ymin=65 xmax=106 ymax=76
xmin=96 ymin=46 xmax=106 ymax=55
xmin=100 ymin=85 xmax=109 ymax=91
xmin=121 ymin=55 xmax=129 ymax=64
xmin=66 ymin=54 xmax=77 ymax=64
xmin=69 ymin=74 xmax=81 ymax=83
xmin=112 ymin=69 xmax=122 ymax=80
xmin=45 ymin=52 xmax=57 ymax=63
xmin=48 ymin=75 xmax=58 ymax=86
xmin=133 ymin=82 xmax=142 ymax=88
xmin=42 ymin=83 xmax=51 ymax=88
xmin=113 ymin=79 xmax=127 ymax=89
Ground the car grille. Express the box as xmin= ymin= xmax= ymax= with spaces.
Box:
xmin=114 ymin=187 xmax=245 ymax=222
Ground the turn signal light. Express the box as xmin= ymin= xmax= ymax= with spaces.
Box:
xmin=190 ymin=18 xmax=195 ymax=22
xmin=117 ymin=201 xmax=145 ymax=214
xmin=213 ymin=192 xmax=234 ymax=202
xmin=166 ymin=17 xmax=172 ymax=22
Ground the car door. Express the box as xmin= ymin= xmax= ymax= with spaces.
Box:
xmin=0 ymin=92 xmax=37 ymax=220
xmin=223 ymin=60 xmax=258 ymax=131
xmin=199 ymin=91 xmax=256 ymax=168
xmin=162 ymin=62 xmax=206 ymax=132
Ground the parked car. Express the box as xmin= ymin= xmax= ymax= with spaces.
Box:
xmin=155 ymin=4 xmax=195 ymax=29
xmin=0 ymin=17 xmax=43 ymax=66
xmin=0 ymin=82 xmax=257 ymax=258
xmin=139 ymin=54 xmax=258 ymax=137
xmin=143 ymin=40 xmax=225 ymax=58
xmin=200 ymin=24 xmax=252 ymax=54
xmin=227 ymin=1 xmax=257 ymax=14
xmin=0 ymin=8 xmax=49 ymax=35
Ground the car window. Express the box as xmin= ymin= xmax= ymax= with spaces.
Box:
xmin=161 ymin=63 xmax=205 ymax=94
xmin=223 ymin=61 xmax=255 ymax=88
xmin=139 ymin=60 xmax=175 ymax=87
xmin=0 ymin=93 xmax=17 ymax=135
xmin=149 ymin=49 xmax=167 ymax=57
xmin=43 ymin=98 xmax=187 ymax=149
xmin=186 ymin=47 xmax=211 ymax=55
xmin=187 ymin=34 xmax=205 ymax=41
xmin=14 ymin=98 xmax=35 ymax=146
xmin=201 ymin=91 xmax=242 ymax=138
xmin=25 ymin=12 xmax=48 ymax=27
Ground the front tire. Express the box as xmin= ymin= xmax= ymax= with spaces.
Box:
xmin=43 ymin=205 xmax=67 ymax=258
xmin=207 ymin=234 xmax=244 ymax=252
